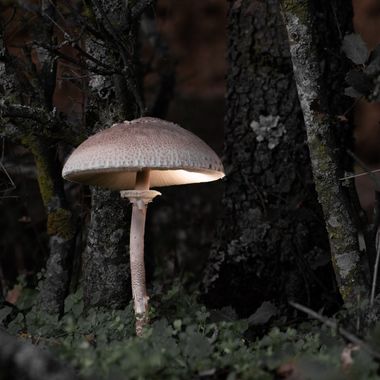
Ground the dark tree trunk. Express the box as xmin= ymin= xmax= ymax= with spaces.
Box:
xmin=83 ymin=0 xmax=142 ymax=308
xmin=203 ymin=0 xmax=338 ymax=316
xmin=0 ymin=9 xmax=76 ymax=315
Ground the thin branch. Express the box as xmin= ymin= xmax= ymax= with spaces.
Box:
xmin=90 ymin=0 xmax=130 ymax=50
xmin=0 ymin=102 xmax=83 ymax=145
xmin=16 ymin=2 xmax=121 ymax=76
xmin=131 ymin=0 xmax=155 ymax=20
xmin=371 ymin=226 xmax=380 ymax=306
xmin=346 ymin=150 xmax=380 ymax=191
xmin=290 ymin=302 xmax=380 ymax=360
xmin=340 ymin=168 xmax=380 ymax=181
xmin=1 ymin=102 xmax=59 ymax=125
xmin=62 ymin=0 xmax=106 ymax=40
xmin=0 ymin=161 xmax=16 ymax=193
xmin=34 ymin=41 xmax=120 ymax=76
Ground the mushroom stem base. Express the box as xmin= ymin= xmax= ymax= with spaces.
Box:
xmin=122 ymin=190 xmax=161 ymax=336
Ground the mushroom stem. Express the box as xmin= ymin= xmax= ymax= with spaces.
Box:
xmin=130 ymin=199 xmax=149 ymax=335
xmin=121 ymin=173 xmax=160 ymax=336
xmin=132 ymin=170 xmax=150 ymax=335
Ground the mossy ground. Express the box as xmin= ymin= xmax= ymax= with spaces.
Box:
xmin=2 ymin=279 xmax=380 ymax=380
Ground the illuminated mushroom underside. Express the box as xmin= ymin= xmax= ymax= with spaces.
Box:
xmin=62 ymin=117 xmax=225 ymax=335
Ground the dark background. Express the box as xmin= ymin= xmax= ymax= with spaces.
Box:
xmin=0 ymin=0 xmax=227 ymax=296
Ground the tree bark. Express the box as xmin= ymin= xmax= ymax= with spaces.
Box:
xmin=203 ymin=0 xmax=337 ymax=315
xmin=83 ymin=0 xmax=142 ymax=308
xmin=28 ymin=136 xmax=75 ymax=315
xmin=280 ymin=0 xmax=368 ymax=303
xmin=0 ymin=8 xmax=75 ymax=315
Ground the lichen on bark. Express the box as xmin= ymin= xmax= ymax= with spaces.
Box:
xmin=281 ymin=0 xmax=367 ymax=303
xmin=203 ymin=0 xmax=335 ymax=315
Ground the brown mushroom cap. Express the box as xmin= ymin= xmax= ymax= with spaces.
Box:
xmin=62 ymin=117 xmax=225 ymax=190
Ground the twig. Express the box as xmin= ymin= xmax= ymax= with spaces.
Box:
xmin=0 ymin=102 xmax=83 ymax=144
xmin=62 ymin=1 xmax=103 ymax=40
xmin=131 ymin=0 xmax=155 ymax=20
xmin=290 ymin=302 xmax=380 ymax=360
xmin=347 ymin=150 xmax=380 ymax=289
xmin=0 ymin=161 xmax=16 ymax=192
xmin=346 ymin=150 xmax=380 ymax=191
xmin=1 ymin=102 xmax=61 ymax=126
xmin=0 ymin=138 xmax=16 ymax=193
xmin=34 ymin=41 xmax=120 ymax=76
xmin=90 ymin=0 xmax=130 ymax=52
xmin=371 ymin=226 xmax=380 ymax=306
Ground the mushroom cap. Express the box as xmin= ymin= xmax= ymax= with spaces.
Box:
xmin=62 ymin=117 xmax=225 ymax=190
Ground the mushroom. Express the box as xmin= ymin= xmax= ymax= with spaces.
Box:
xmin=62 ymin=117 xmax=224 ymax=335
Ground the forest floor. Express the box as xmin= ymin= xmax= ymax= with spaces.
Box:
xmin=1 ymin=277 xmax=380 ymax=380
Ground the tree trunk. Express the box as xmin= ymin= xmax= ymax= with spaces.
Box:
xmin=280 ymin=0 xmax=368 ymax=303
xmin=0 ymin=9 xmax=75 ymax=315
xmin=83 ymin=0 xmax=142 ymax=308
xmin=203 ymin=0 xmax=337 ymax=315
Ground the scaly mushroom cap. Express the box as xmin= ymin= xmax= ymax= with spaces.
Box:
xmin=62 ymin=117 xmax=225 ymax=190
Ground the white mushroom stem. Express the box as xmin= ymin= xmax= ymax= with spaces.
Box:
xmin=120 ymin=170 xmax=161 ymax=336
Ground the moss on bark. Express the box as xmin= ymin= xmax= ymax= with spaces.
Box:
xmin=281 ymin=0 xmax=367 ymax=303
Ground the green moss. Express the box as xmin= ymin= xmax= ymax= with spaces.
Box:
xmin=305 ymin=122 xmax=366 ymax=304
xmin=21 ymin=134 xmax=74 ymax=240
xmin=47 ymin=208 xmax=74 ymax=240
xmin=281 ymin=0 xmax=309 ymax=25
xmin=21 ymin=134 xmax=54 ymax=206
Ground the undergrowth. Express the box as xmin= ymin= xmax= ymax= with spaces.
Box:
xmin=1 ymin=280 xmax=380 ymax=379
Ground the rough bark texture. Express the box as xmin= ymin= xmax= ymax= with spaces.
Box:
xmin=85 ymin=188 xmax=130 ymax=308
xmin=203 ymin=0 xmax=337 ymax=316
xmin=0 ymin=330 xmax=77 ymax=380
xmin=281 ymin=0 xmax=368 ymax=303
xmin=28 ymin=137 xmax=75 ymax=315
xmin=83 ymin=0 xmax=142 ymax=308
xmin=25 ymin=1 xmax=75 ymax=314
xmin=0 ymin=9 xmax=75 ymax=314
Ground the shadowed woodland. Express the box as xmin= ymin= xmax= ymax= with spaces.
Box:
xmin=2 ymin=0 xmax=380 ymax=379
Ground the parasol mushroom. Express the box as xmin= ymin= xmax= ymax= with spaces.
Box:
xmin=62 ymin=117 xmax=224 ymax=335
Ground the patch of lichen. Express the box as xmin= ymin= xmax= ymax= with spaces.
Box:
xmin=334 ymin=261 xmax=366 ymax=305
xmin=331 ymin=256 xmax=367 ymax=308
xmin=307 ymin=130 xmax=368 ymax=304
xmin=280 ymin=0 xmax=309 ymax=25
xmin=21 ymin=134 xmax=54 ymax=205
xmin=47 ymin=208 xmax=74 ymax=240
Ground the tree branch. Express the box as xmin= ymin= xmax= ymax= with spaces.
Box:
xmin=290 ymin=302 xmax=380 ymax=360
xmin=34 ymin=41 xmax=120 ymax=76
xmin=0 ymin=102 xmax=83 ymax=145
xmin=131 ymin=0 xmax=155 ymax=20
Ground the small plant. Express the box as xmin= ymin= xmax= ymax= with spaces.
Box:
xmin=343 ymin=33 xmax=380 ymax=101
xmin=3 ymin=281 xmax=380 ymax=379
